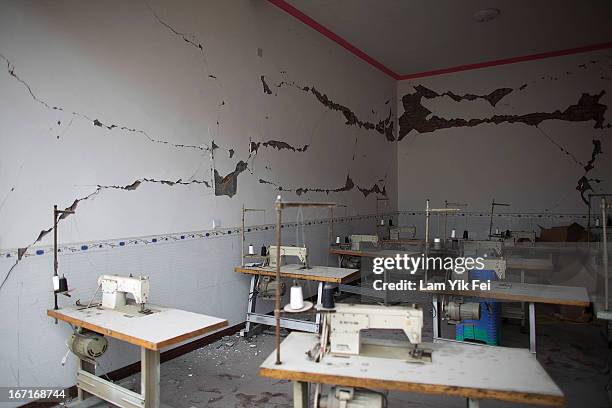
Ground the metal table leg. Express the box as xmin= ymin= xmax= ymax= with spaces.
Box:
xmin=467 ymin=397 xmax=480 ymax=407
xmin=314 ymin=282 xmax=323 ymax=331
xmin=521 ymin=269 xmax=526 ymax=329
xmin=77 ymin=360 xmax=95 ymax=401
xmin=74 ymin=347 xmax=157 ymax=408
xmin=432 ymin=294 xmax=440 ymax=341
xmin=142 ymin=348 xmax=160 ymax=408
xmin=337 ymin=255 xmax=343 ymax=295
xmin=293 ymin=381 xmax=309 ymax=408
xmin=241 ymin=275 xmax=259 ymax=337
xmin=529 ymin=302 xmax=536 ymax=354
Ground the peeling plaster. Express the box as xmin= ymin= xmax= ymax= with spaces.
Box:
xmin=261 ymin=75 xmax=395 ymax=141
xmin=214 ymin=161 xmax=248 ymax=197
xmin=584 ymin=139 xmax=602 ymax=172
xmin=398 ymin=85 xmax=607 ymax=139
xmin=398 ymin=79 xmax=609 ymax=206
xmin=260 ymin=75 xmax=272 ymax=95
xmin=258 ymin=174 xmax=386 ymax=198
xmin=414 ymin=85 xmax=514 ymax=107
xmin=249 ymin=140 xmax=308 ymax=154
xmin=576 ymin=175 xmax=602 ymax=204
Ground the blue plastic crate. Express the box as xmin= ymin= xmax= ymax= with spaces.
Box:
xmin=456 ymin=268 xmax=502 ymax=345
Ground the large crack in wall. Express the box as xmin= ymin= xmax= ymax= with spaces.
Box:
xmin=258 ymin=174 xmax=386 ymax=198
xmin=261 ymin=75 xmax=395 ymax=141
xmin=143 ymin=0 xmax=217 ymax=81
xmin=0 ymin=176 xmax=213 ymax=291
xmin=1 ymin=53 xmax=216 ymax=154
xmin=249 ymin=140 xmax=308 ymax=154
xmin=399 ymin=82 xmax=610 ymax=206
xmin=398 ymin=85 xmax=607 ymax=139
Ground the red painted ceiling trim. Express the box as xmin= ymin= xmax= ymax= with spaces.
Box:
xmin=398 ymin=41 xmax=612 ymax=80
xmin=268 ymin=0 xmax=612 ymax=81
xmin=267 ymin=0 xmax=400 ymax=79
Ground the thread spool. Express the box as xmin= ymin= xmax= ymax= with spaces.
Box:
xmin=344 ymin=236 xmax=349 ymax=244
xmin=335 ymin=236 xmax=340 ymax=244
xmin=595 ymin=218 xmax=600 ymax=227
xmin=290 ymin=285 xmax=304 ymax=310
xmin=451 ymin=229 xmax=456 ymax=239
xmin=248 ymin=244 xmax=255 ymax=255
xmin=58 ymin=275 xmax=68 ymax=293
xmin=321 ymin=283 xmax=335 ymax=309
xmin=388 ymin=219 xmax=393 ymax=227
xmin=463 ymin=230 xmax=469 ymax=239
xmin=380 ymin=219 xmax=385 ymax=226
xmin=52 ymin=276 xmax=60 ymax=291
xmin=433 ymin=237 xmax=441 ymax=250
xmin=261 ymin=246 xmax=267 ymax=256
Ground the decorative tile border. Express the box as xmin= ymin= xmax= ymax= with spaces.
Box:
xmin=2 ymin=211 xmax=592 ymax=260
xmin=0 ymin=213 xmax=388 ymax=260
xmin=397 ymin=210 xmax=591 ymax=220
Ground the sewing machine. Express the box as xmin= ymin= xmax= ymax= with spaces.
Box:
xmin=350 ymin=234 xmax=379 ymax=251
xmin=389 ymin=226 xmax=417 ymax=240
xmin=462 ymin=240 xmax=503 ymax=258
xmin=326 ymin=303 xmax=431 ymax=362
xmin=268 ymin=245 xmax=309 ymax=269
xmin=501 ymin=229 xmax=537 ymax=248
xmin=98 ymin=275 xmax=150 ymax=314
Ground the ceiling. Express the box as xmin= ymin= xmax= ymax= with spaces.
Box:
xmin=282 ymin=0 xmax=612 ymax=78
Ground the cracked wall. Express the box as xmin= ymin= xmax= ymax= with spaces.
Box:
xmin=396 ymin=49 xmax=612 ymax=232
xmin=0 ymin=0 xmax=396 ymax=250
xmin=0 ymin=0 xmax=396 ymax=393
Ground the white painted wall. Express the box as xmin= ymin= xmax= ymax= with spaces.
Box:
xmin=396 ymin=50 xmax=612 ymax=239
xmin=0 ymin=0 xmax=396 ymax=394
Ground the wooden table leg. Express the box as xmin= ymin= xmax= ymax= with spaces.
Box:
xmin=293 ymin=381 xmax=309 ymax=408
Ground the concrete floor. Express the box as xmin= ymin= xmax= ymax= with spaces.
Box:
xmin=77 ymin=303 xmax=612 ymax=408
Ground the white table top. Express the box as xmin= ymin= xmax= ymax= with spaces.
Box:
xmin=235 ymin=264 xmax=359 ymax=283
xmin=48 ymin=305 xmax=227 ymax=350
xmin=260 ymin=332 xmax=564 ymax=406
xmin=424 ymin=281 xmax=590 ymax=306
xmin=507 ymin=256 xmax=554 ymax=271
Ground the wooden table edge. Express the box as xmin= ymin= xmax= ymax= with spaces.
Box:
xmin=329 ymin=248 xmax=420 ymax=258
xmin=259 ymin=367 xmax=564 ymax=407
xmin=422 ymin=290 xmax=590 ymax=307
xmin=47 ymin=309 xmax=228 ymax=351
xmin=233 ymin=266 xmax=359 ymax=283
